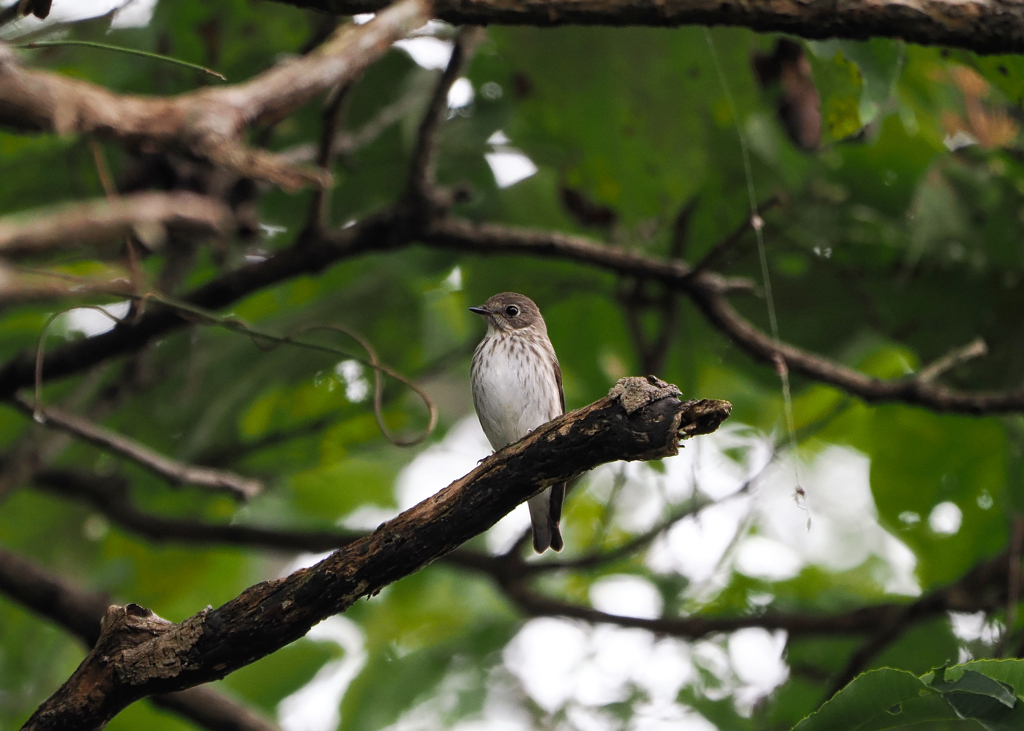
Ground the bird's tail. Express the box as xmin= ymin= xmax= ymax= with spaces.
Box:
xmin=529 ymin=483 xmax=565 ymax=553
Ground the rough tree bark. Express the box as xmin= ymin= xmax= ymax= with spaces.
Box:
xmin=22 ymin=378 xmax=730 ymax=731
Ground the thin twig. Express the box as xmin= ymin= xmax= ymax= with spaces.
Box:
xmin=16 ymin=40 xmax=227 ymax=80
xmin=143 ymin=295 xmax=438 ymax=446
xmin=668 ymin=194 xmax=700 ymax=260
xmin=308 ymin=80 xmax=354 ymax=228
xmin=12 ymin=395 xmax=263 ymax=499
xmin=688 ymin=194 xmax=782 ymax=275
xmin=405 ymin=26 xmax=484 ymax=205
xmin=196 ymin=342 xmax=474 ymax=467
xmin=917 ymin=337 xmax=988 ymax=383
xmin=88 ymin=137 xmax=147 ymax=321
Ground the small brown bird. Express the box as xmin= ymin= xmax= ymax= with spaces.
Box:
xmin=470 ymin=292 xmax=565 ymax=552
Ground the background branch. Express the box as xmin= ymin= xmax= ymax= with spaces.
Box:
xmin=33 ymin=468 xmax=357 ymax=551
xmin=687 ymin=285 xmax=1024 ymax=413
xmin=0 ymin=0 xmax=430 ymax=187
xmin=270 ymin=0 xmax=1024 ymax=55
xmin=422 ymin=217 xmax=1024 ymax=414
xmin=1 ymin=209 xmax=1020 ymax=417
xmin=0 ymin=193 xmax=231 ymax=259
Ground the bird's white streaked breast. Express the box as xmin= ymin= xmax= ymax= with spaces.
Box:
xmin=471 ymin=333 xmax=561 ymax=450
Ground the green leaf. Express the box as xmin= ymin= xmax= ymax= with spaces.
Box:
xmin=490 ymin=25 xmax=762 ymax=226
xmin=928 ymin=668 xmax=1017 ymax=709
xmin=791 ymin=668 xmax=955 ymax=730
xmin=931 ymin=661 xmax=1024 ymax=730
xmin=795 ymin=662 xmax=1024 ymax=731
xmin=956 ymin=659 xmax=1024 ymax=696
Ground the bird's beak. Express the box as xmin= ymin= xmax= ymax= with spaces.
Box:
xmin=468 ymin=306 xmax=490 ymax=316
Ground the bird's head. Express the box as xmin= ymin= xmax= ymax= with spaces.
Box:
xmin=469 ymin=292 xmax=545 ymax=334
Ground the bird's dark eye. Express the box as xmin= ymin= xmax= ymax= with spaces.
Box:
xmin=504 ymin=305 xmax=520 ymax=317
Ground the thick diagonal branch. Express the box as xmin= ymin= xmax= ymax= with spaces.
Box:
xmin=21 ymin=379 xmax=730 ymax=731
xmin=18 ymin=464 xmax=1016 ymax=648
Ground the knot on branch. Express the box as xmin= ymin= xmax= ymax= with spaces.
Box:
xmin=609 ymin=375 xmax=681 ymax=414
xmin=605 ymin=376 xmax=730 ymax=453
xmin=100 ymin=602 xmax=173 ymax=642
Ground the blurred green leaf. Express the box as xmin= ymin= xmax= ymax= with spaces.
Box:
xmin=806 ymin=43 xmax=864 ymax=142
xmin=290 ymin=457 xmax=398 ymax=521
xmin=221 ymin=639 xmax=339 ymax=713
